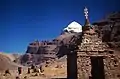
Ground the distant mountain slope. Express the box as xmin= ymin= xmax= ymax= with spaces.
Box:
xmin=0 ymin=52 xmax=23 ymax=71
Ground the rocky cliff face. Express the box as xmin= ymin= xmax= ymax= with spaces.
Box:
xmin=20 ymin=32 xmax=79 ymax=66
xmin=20 ymin=12 xmax=120 ymax=66
xmin=93 ymin=12 xmax=120 ymax=50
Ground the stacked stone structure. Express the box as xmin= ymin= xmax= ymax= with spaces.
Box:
xmin=67 ymin=7 xmax=120 ymax=79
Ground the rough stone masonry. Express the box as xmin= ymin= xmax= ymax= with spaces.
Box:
xmin=67 ymin=7 xmax=120 ymax=79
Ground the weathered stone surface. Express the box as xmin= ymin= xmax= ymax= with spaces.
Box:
xmin=76 ymin=54 xmax=120 ymax=79
xmin=93 ymin=12 xmax=120 ymax=48
xmin=71 ymin=11 xmax=120 ymax=79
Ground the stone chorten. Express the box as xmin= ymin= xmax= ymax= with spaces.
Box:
xmin=76 ymin=7 xmax=109 ymax=79
xmin=68 ymin=7 xmax=120 ymax=79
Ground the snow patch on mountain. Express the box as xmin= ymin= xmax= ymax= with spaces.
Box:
xmin=63 ymin=21 xmax=82 ymax=33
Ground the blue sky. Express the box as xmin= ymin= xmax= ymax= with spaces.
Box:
xmin=0 ymin=0 xmax=120 ymax=53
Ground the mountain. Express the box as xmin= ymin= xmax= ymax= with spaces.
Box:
xmin=63 ymin=21 xmax=82 ymax=33
xmin=19 ymin=12 xmax=120 ymax=66
xmin=93 ymin=12 xmax=120 ymax=50
xmin=19 ymin=21 xmax=82 ymax=66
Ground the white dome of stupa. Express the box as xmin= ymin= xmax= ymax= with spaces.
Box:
xmin=63 ymin=21 xmax=82 ymax=33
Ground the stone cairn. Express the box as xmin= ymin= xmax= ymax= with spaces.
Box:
xmin=67 ymin=7 xmax=120 ymax=79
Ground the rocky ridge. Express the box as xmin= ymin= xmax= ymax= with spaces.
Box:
xmin=20 ymin=12 xmax=120 ymax=67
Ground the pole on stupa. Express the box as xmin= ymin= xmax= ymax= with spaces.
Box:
xmin=83 ymin=7 xmax=91 ymax=31
xmin=84 ymin=7 xmax=89 ymax=19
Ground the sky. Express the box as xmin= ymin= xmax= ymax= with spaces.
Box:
xmin=0 ymin=0 xmax=120 ymax=53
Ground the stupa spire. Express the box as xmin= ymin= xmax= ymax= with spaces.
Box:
xmin=84 ymin=7 xmax=91 ymax=26
xmin=84 ymin=7 xmax=88 ymax=19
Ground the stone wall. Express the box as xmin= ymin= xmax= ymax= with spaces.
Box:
xmin=77 ymin=56 xmax=91 ymax=79
xmin=104 ymin=55 xmax=120 ymax=79
xmin=77 ymin=54 xmax=120 ymax=79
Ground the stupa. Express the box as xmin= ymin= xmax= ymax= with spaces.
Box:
xmin=67 ymin=7 xmax=120 ymax=79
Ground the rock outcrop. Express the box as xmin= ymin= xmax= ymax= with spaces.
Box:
xmin=93 ymin=12 xmax=120 ymax=50
xmin=21 ymin=32 xmax=80 ymax=66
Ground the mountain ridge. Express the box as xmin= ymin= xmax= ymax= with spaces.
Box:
xmin=16 ymin=12 xmax=120 ymax=66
